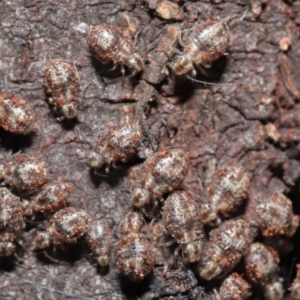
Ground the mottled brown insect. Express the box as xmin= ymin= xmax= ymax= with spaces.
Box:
xmin=130 ymin=149 xmax=188 ymax=212
xmin=87 ymin=24 xmax=144 ymax=76
xmin=162 ymin=190 xmax=204 ymax=263
xmin=196 ymin=219 xmax=253 ymax=280
xmin=0 ymin=154 xmax=50 ymax=192
xmin=218 ymin=273 xmax=251 ymax=300
xmin=33 ymin=207 xmax=91 ymax=250
xmin=0 ymin=92 xmax=38 ymax=134
xmin=170 ymin=20 xmax=229 ymax=77
xmin=0 ymin=188 xmax=25 ymax=257
xmin=147 ymin=220 xmax=172 ymax=265
xmin=116 ymin=212 xmax=155 ymax=281
xmin=89 ymin=124 xmax=143 ymax=172
xmin=0 ymin=187 xmax=24 ymax=231
xmin=245 ymin=192 xmax=299 ymax=237
xmin=244 ymin=242 xmax=279 ymax=285
xmin=244 ymin=242 xmax=283 ymax=300
xmin=0 ymin=229 xmax=17 ymax=257
xmin=203 ymin=165 xmax=251 ymax=224
xmin=22 ymin=181 xmax=73 ymax=216
xmin=89 ymin=99 xmax=157 ymax=173
xmin=44 ymin=59 xmax=79 ymax=119
xmin=85 ymin=219 xmax=112 ymax=267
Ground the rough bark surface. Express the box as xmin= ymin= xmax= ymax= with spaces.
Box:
xmin=0 ymin=0 xmax=300 ymax=299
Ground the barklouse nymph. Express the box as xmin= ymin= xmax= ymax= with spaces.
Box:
xmin=87 ymin=23 xmax=144 ymax=76
xmin=33 ymin=207 xmax=91 ymax=251
xmin=0 ymin=187 xmax=24 ymax=231
xmin=162 ymin=190 xmax=205 ymax=263
xmin=0 ymin=188 xmax=25 ymax=257
xmin=89 ymin=99 xmax=157 ymax=173
xmin=88 ymin=124 xmax=142 ymax=172
xmin=130 ymin=149 xmax=188 ymax=213
xmin=0 ymin=92 xmax=38 ymax=135
xmin=147 ymin=220 xmax=172 ymax=265
xmin=244 ymin=242 xmax=283 ymax=300
xmin=202 ymin=164 xmax=251 ymax=224
xmin=0 ymin=229 xmax=18 ymax=257
xmin=116 ymin=212 xmax=155 ymax=281
xmin=22 ymin=181 xmax=74 ymax=216
xmin=196 ymin=219 xmax=253 ymax=280
xmin=84 ymin=219 xmax=112 ymax=267
xmin=0 ymin=154 xmax=50 ymax=193
xmin=169 ymin=20 xmax=229 ymax=78
xmin=244 ymin=191 xmax=299 ymax=237
xmin=44 ymin=59 xmax=79 ymax=119
xmin=218 ymin=273 xmax=251 ymax=300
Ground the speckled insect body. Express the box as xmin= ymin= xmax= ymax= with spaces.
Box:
xmin=218 ymin=273 xmax=251 ymax=300
xmin=89 ymin=124 xmax=142 ymax=172
xmin=170 ymin=20 xmax=229 ymax=77
xmin=0 ymin=188 xmax=25 ymax=257
xmin=0 ymin=229 xmax=17 ymax=257
xmin=22 ymin=181 xmax=74 ymax=216
xmin=116 ymin=212 xmax=155 ymax=281
xmin=162 ymin=191 xmax=204 ymax=263
xmin=0 ymin=154 xmax=50 ymax=193
xmin=130 ymin=149 xmax=188 ymax=213
xmin=85 ymin=219 xmax=112 ymax=267
xmin=196 ymin=219 xmax=253 ymax=280
xmin=148 ymin=220 xmax=172 ymax=265
xmin=245 ymin=192 xmax=299 ymax=237
xmin=44 ymin=59 xmax=79 ymax=119
xmin=87 ymin=24 xmax=144 ymax=76
xmin=33 ymin=207 xmax=91 ymax=250
xmin=0 ymin=92 xmax=38 ymax=135
xmin=0 ymin=188 xmax=24 ymax=230
xmin=244 ymin=242 xmax=283 ymax=300
xmin=203 ymin=165 xmax=251 ymax=224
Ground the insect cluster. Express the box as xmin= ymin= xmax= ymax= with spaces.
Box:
xmin=1 ymin=5 xmax=299 ymax=300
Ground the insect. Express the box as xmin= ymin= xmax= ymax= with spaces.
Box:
xmin=169 ymin=19 xmax=229 ymax=78
xmin=162 ymin=190 xmax=205 ymax=263
xmin=130 ymin=149 xmax=188 ymax=213
xmin=89 ymin=99 xmax=157 ymax=173
xmin=33 ymin=207 xmax=91 ymax=251
xmin=0 ymin=229 xmax=18 ymax=257
xmin=203 ymin=165 xmax=251 ymax=224
xmin=87 ymin=24 xmax=144 ymax=76
xmin=147 ymin=220 xmax=172 ymax=265
xmin=244 ymin=242 xmax=283 ymax=300
xmin=196 ymin=219 xmax=253 ymax=280
xmin=0 ymin=187 xmax=24 ymax=230
xmin=44 ymin=59 xmax=79 ymax=120
xmin=245 ymin=192 xmax=299 ymax=237
xmin=218 ymin=273 xmax=251 ymax=300
xmin=0 ymin=154 xmax=50 ymax=193
xmin=115 ymin=212 xmax=155 ymax=281
xmin=0 ymin=188 xmax=25 ymax=257
xmin=0 ymin=92 xmax=38 ymax=135
xmin=84 ymin=219 xmax=112 ymax=267
xmin=22 ymin=181 xmax=74 ymax=216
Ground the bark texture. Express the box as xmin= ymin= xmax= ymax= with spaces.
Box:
xmin=0 ymin=0 xmax=300 ymax=299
